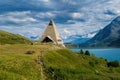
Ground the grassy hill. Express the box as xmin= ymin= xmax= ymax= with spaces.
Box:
xmin=43 ymin=49 xmax=120 ymax=80
xmin=0 ymin=44 xmax=60 ymax=80
xmin=0 ymin=30 xmax=32 ymax=44
xmin=0 ymin=44 xmax=120 ymax=80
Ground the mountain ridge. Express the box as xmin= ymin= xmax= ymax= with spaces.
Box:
xmin=80 ymin=16 xmax=120 ymax=47
xmin=64 ymin=30 xmax=98 ymax=44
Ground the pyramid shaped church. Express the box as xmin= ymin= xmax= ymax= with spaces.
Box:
xmin=40 ymin=20 xmax=65 ymax=47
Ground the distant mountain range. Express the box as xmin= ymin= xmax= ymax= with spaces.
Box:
xmin=0 ymin=30 xmax=32 ymax=44
xmin=63 ymin=30 xmax=98 ymax=44
xmin=80 ymin=16 xmax=120 ymax=48
xmin=30 ymin=35 xmax=39 ymax=40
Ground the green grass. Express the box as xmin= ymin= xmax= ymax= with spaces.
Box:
xmin=0 ymin=55 xmax=41 ymax=80
xmin=0 ymin=30 xmax=32 ymax=44
xmin=0 ymin=43 xmax=120 ymax=80
xmin=0 ymin=44 xmax=60 ymax=80
xmin=43 ymin=49 xmax=120 ymax=80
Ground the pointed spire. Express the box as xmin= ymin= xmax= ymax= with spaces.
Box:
xmin=49 ymin=19 xmax=54 ymax=25
xmin=40 ymin=19 xmax=65 ymax=47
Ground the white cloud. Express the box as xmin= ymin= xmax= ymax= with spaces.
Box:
xmin=36 ymin=12 xmax=56 ymax=18
xmin=0 ymin=11 xmax=37 ymax=24
xmin=8 ymin=11 xmax=31 ymax=16
xmin=62 ymin=0 xmax=77 ymax=5
xmin=63 ymin=28 xmax=70 ymax=34
xmin=43 ymin=0 xmax=50 ymax=2
xmin=71 ymin=12 xmax=83 ymax=19
xmin=7 ymin=16 xmax=37 ymax=23
xmin=30 ymin=0 xmax=53 ymax=7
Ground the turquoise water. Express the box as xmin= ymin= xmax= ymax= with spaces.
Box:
xmin=71 ymin=48 xmax=120 ymax=62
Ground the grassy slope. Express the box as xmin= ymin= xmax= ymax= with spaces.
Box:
xmin=0 ymin=30 xmax=32 ymax=44
xmin=0 ymin=44 xmax=59 ymax=80
xmin=0 ymin=44 xmax=120 ymax=80
xmin=43 ymin=49 xmax=120 ymax=80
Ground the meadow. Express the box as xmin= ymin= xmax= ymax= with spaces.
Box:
xmin=43 ymin=49 xmax=120 ymax=80
xmin=0 ymin=44 xmax=120 ymax=80
xmin=0 ymin=44 xmax=59 ymax=80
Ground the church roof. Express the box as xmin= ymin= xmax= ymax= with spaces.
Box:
xmin=40 ymin=19 xmax=65 ymax=47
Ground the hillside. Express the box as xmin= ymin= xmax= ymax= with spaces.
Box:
xmin=0 ymin=30 xmax=32 ymax=44
xmin=0 ymin=44 xmax=60 ymax=80
xmin=0 ymin=44 xmax=120 ymax=80
xmin=80 ymin=16 xmax=120 ymax=47
xmin=43 ymin=49 xmax=120 ymax=80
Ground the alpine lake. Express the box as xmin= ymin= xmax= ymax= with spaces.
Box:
xmin=71 ymin=48 xmax=120 ymax=62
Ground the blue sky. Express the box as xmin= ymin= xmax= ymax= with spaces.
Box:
xmin=0 ymin=0 xmax=120 ymax=39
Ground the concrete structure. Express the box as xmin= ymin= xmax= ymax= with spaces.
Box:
xmin=40 ymin=19 xmax=65 ymax=47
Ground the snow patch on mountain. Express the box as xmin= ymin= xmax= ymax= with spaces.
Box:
xmin=63 ymin=30 xmax=99 ymax=44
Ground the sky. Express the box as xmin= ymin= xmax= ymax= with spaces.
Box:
xmin=0 ymin=0 xmax=120 ymax=40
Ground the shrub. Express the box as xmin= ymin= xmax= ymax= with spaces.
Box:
xmin=105 ymin=59 xmax=108 ymax=62
xmin=107 ymin=60 xmax=119 ymax=67
xmin=89 ymin=61 xmax=95 ymax=67
xmin=80 ymin=49 xmax=84 ymax=54
xmin=25 ymin=50 xmax=35 ymax=54
xmin=31 ymin=43 xmax=34 ymax=45
xmin=85 ymin=50 xmax=90 ymax=56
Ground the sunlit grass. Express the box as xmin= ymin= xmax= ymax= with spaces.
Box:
xmin=0 ymin=44 xmax=120 ymax=80
xmin=0 ymin=44 xmax=59 ymax=80
xmin=43 ymin=49 xmax=120 ymax=80
xmin=0 ymin=30 xmax=32 ymax=45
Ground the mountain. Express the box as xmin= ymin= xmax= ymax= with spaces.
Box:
xmin=0 ymin=30 xmax=32 ymax=44
xmin=80 ymin=16 xmax=120 ymax=47
xmin=30 ymin=35 xmax=39 ymax=40
xmin=63 ymin=35 xmax=90 ymax=44
xmin=64 ymin=30 xmax=98 ymax=45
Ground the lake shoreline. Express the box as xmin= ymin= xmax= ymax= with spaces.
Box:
xmin=69 ymin=47 xmax=120 ymax=49
xmin=71 ymin=48 xmax=120 ymax=62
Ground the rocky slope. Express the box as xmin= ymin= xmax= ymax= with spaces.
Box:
xmin=80 ymin=16 xmax=120 ymax=47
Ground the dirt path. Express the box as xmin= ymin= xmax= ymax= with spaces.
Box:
xmin=40 ymin=59 xmax=45 ymax=80
xmin=38 ymin=51 xmax=46 ymax=80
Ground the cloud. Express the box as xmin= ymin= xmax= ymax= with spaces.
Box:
xmin=36 ymin=12 xmax=56 ymax=19
xmin=0 ymin=11 xmax=37 ymax=25
xmin=0 ymin=11 xmax=47 ymax=39
xmin=0 ymin=0 xmax=120 ymax=40
xmin=71 ymin=12 xmax=83 ymax=19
